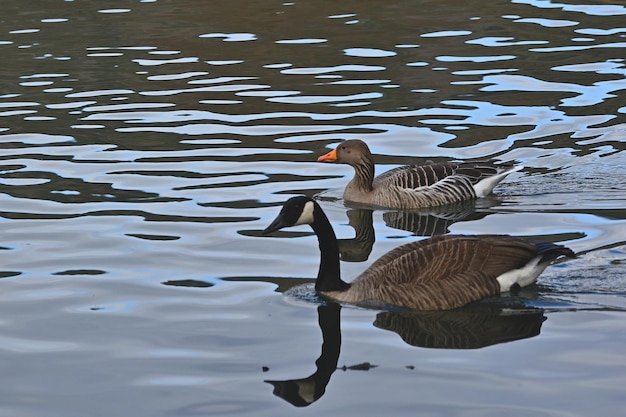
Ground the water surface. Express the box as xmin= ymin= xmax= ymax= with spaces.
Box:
xmin=0 ymin=1 xmax=625 ymax=416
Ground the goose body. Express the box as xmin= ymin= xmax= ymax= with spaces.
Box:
xmin=263 ymin=197 xmax=575 ymax=310
xmin=318 ymin=139 xmax=523 ymax=209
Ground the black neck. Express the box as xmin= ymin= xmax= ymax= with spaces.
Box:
xmin=310 ymin=203 xmax=351 ymax=292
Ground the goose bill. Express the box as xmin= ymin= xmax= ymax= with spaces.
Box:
xmin=263 ymin=213 xmax=289 ymax=235
xmin=317 ymin=148 xmax=337 ymax=162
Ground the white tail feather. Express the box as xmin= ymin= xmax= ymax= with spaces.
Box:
xmin=496 ymin=255 xmax=548 ymax=292
xmin=473 ymin=165 xmax=524 ymax=197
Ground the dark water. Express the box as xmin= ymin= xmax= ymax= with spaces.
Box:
xmin=1 ymin=0 xmax=625 ymax=416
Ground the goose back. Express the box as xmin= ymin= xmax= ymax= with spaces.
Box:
xmin=374 ymin=160 xmax=509 ymax=189
xmin=323 ymin=234 xmax=570 ymax=310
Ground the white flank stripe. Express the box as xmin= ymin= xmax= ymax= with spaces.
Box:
xmin=496 ymin=256 xmax=550 ymax=292
xmin=473 ymin=165 xmax=524 ymax=197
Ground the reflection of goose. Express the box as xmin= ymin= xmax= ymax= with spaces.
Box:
xmin=266 ymin=300 xmax=545 ymax=407
xmin=265 ymin=303 xmax=341 ymax=407
xmin=317 ymin=139 xmax=522 ymax=209
xmin=337 ymin=208 xmax=375 ymax=262
xmin=263 ymin=196 xmax=575 ymax=310
xmin=382 ymin=199 xmax=492 ymax=236
xmin=338 ymin=204 xmax=485 ymax=263
xmin=374 ymin=303 xmax=545 ymax=349
xmin=339 ymin=201 xmax=493 ymax=262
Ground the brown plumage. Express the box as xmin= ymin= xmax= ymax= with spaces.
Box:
xmin=263 ymin=197 xmax=575 ymax=311
xmin=318 ymin=139 xmax=523 ymax=209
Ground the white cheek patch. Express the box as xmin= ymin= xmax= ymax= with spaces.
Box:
xmin=294 ymin=201 xmax=315 ymax=226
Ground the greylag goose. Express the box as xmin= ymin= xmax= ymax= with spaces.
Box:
xmin=317 ymin=139 xmax=522 ymax=209
xmin=263 ymin=196 xmax=575 ymax=310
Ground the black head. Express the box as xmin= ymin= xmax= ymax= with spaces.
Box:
xmin=263 ymin=196 xmax=316 ymax=235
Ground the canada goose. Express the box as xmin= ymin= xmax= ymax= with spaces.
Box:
xmin=317 ymin=139 xmax=523 ymax=209
xmin=263 ymin=196 xmax=575 ymax=310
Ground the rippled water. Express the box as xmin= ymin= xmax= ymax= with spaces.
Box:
xmin=1 ymin=0 xmax=625 ymax=416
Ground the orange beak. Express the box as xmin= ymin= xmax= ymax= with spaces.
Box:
xmin=317 ymin=148 xmax=337 ymax=163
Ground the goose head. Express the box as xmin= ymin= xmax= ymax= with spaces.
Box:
xmin=263 ymin=196 xmax=316 ymax=235
xmin=263 ymin=197 xmax=348 ymax=292
xmin=317 ymin=140 xmax=373 ymax=166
